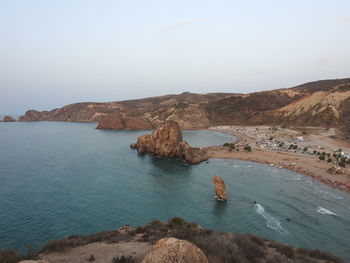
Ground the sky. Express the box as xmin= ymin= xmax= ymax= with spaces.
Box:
xmin=0 ymin=0 xmax=350 ymax=115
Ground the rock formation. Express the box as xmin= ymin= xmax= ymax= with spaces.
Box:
xmin=213 ymin=175 xmax=228 ymax=201
xmin=130 ymin=120 xmax=208 ymax=164
xmin=96 ymin=116 xmax=153 ymax=130
xmin=2 ymin=115 xmax=17 ymax=122
xmin=141 ymin=237 xmax=209 ymax=263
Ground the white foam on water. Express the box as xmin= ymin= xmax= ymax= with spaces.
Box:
xmin=289 ymin=177 xmax=302 ymax=181
xmin=317 ymin=206 xmax=337 ymax=216
xmin=255 ymin=204 xmax=286 ymax=233
xmin=214 ymin=195 xmax=226 ymax=202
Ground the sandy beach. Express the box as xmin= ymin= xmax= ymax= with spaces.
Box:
xmin=206 ymin=126 xmax=350 ymax=193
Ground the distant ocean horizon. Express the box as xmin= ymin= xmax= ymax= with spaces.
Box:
xmin=0 ymin=122 xmax=349 ymax=261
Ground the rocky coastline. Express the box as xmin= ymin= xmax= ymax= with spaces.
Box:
xmin=206 ymin=125 xmax=350 ymax=193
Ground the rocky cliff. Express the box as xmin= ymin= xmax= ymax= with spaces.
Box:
xmin=18 ymin=78 xmax=350 ymax=133
xmin=130 ymin=120 xmax=208 ymax=164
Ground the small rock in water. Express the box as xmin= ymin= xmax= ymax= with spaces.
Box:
xmin=213 ymin=175 xmax=228 ymax=201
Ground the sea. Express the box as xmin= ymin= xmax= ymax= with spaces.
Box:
xmin=0 ymin=122 xmax=349 ymax=261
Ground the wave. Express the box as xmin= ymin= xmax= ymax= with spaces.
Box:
xmin=317 ymin=206 xmax=337 ymax=216
xmin=255 ymin=204 xmax=286 ymax=233
xmin=289 ymin=177 xmax=302 ymax=181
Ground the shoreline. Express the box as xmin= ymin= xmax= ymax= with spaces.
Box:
xmin=206 ymin=126 xmax=350 ymax=193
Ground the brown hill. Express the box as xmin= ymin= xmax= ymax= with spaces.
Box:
xmin=19 ymin=92 xmax=234 ymax=129
xmin=19 ymin=79 xmax=350 ymax=132
xmin=271 ymin=83 xmax=350 ymax=127
xmin=288 ymin=78 xmax=350 ymax=93
xmin=204 ymin=89 xmax=300 ymax=125
xmin=339 ymin=97 xmax=350 ymax=135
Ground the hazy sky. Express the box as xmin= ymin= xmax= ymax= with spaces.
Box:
xmin=1 ymin=0 xmax=350 ymax=115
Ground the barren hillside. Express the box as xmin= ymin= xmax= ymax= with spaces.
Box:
xmin=19 ymin=79 xmax=350 ymax=132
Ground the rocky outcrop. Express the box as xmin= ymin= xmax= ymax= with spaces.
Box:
xmin=141 ymin=238 xmax=209 ymax=263
xmin=2 ymin=115 xmax=17 ymax=122
xmin=213 ymin=175 xmax=228 ymax=201
xmin=130 ymin=120 xmax=208 ymax=164
xmin=96 ymin=116 xmax=153 ymax=130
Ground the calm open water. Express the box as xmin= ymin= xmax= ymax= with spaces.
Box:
xmin=0 ymin=122 xmax=349 ymax=261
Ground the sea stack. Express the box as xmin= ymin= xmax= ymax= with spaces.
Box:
xmin=130 ymin=120 xmax=208 ymax=164
xmin=213 ymin=175 xmax=228 ymax=201
xmin=2 ymin=115 xmax=17 ymax=122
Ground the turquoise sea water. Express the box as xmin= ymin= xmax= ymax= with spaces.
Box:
xmin=0 ymin=122 xmax=349 ymax=261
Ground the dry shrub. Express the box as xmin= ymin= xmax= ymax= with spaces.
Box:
xmin=112 ymin=255 xmax=137 ymax=263
xmin=0 ymin=249 xmax=24 ymax=263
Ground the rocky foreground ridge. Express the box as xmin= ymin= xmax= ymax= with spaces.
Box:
xmin=17 ymin=78 xmax=350 ymax=134
xmin=130 ymin=120 xmax=208 ymax=164
xmin=4 ymin=218 xmax=344 ymax=263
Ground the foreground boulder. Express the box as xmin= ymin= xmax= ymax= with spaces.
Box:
xmin=2 ymin=115 xmax=17 ymax=122
xmin=141 ymin=238 xmax=209 ymax=263
xmin=130 ymin=120 xmax=208 ymax=164
xmin=213 ymin=175 xmax=228 ymax=201
xmin=96 ymin=116 xmax=153 ymax=130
